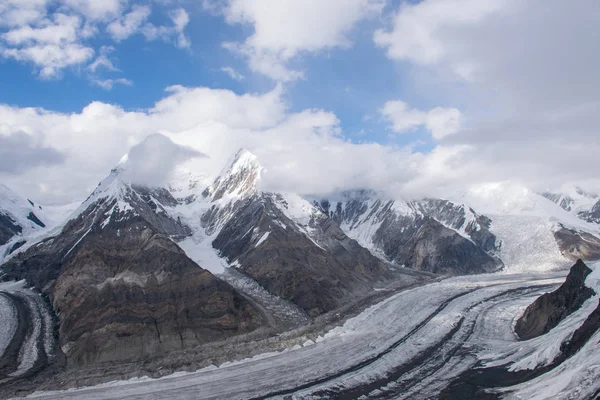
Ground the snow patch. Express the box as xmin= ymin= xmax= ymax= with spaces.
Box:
xmin=255 ymin=231 xmax=270 ymax=248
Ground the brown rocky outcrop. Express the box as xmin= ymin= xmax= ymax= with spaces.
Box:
xmin=554 ymin=226 xmax=600 ymax=261
xmin=515 ymin=259 xmax=595 ymax=340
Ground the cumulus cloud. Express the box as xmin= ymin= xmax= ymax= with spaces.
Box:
xmin=0 ymin=85 xmax=286 ymax=203
xmin=372 ymin=0 xmax=600 ymax=194
xmin=1 ymin=0 xmax=599 ymax=206
xmin=1 ymin=77 xmax=599 ymax=206
xmin=374 ymin=0 xmax=507 ymax=70
xmin=380 ymin=100 xmax=462 ymax=139
xmin=0 ymin=1 xmax=191 ymax=80
xmin=120 ymin=133 xmax=205 ymax=186
xmin=209 ymin=0 xmax=385 ymax=81
xmin=61 ymin=0 xmax=126 ymax=22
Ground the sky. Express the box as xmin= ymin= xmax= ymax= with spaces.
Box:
xmin=0 ymin=0 xmax=599 ymax=204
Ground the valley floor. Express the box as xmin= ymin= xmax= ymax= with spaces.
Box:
xmin=9 ymin=269 xmax=598 ymax=400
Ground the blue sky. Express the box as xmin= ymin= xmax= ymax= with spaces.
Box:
xmin=0 ymin=0 xmax=599 ymax=203
xmin=0 ymin=0 xmax=440 ymax=151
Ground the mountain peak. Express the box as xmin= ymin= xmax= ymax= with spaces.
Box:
xmin=204 ymin=148 xmax=264 ymax=202
xmin=229 ymin=148 xmax=260 ymax=172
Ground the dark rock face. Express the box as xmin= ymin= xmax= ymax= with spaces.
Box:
xmin=542 ymin=192 xmax=575 ymax=211
xmin=515 ymin=259 xmax=595 ymax=340
xmin=415 ymin=199 xmax=498 ymax=254
xmin=0 ymin=213 xmax=22 ymax=246
xmin=319 ymin=192 xmax=502 ymax=275
xmin=554 ymin=226 xmax=600 ymax=261
xmin=212 ymin=194 xmax=402 ymax=316
xmin=385 ymin=217 xmax=500 ymax=274
xmin=560 ymin=297 xmax=600 ymax=358
xmin=578 ymin=199 xmax=600 ymax=224
xmin=26 ymin=211 xmax=45 ymax=228
xmin=53 ymin=221 xmax=261 ymax=365
xmin=1 ymin=184 xmax=262 ymax=366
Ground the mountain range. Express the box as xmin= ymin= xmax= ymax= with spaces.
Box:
xmin=1 ymin=148 xmax=600 ymax=371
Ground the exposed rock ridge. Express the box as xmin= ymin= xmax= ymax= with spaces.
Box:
xmin=316 ymin=191 xmax=502 ymax=274
xmin=211 ymin=193 xmax=403 ymax=316
xmin=515 ymin=259 xmax=595 ymax=340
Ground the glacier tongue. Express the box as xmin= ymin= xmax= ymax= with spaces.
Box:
xmin=490 ymin=215 xmax=568 ymax=273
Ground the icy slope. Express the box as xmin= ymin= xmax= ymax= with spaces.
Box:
xmin=0 ymin=185 xmax=47 ymax=240
xmin=453 ymin=182 xmax=600 ymax=272
xmin=0 ymin=185 xmax=51 ymax=262
xmin=541 ymin=186 xmax=598 ymax=213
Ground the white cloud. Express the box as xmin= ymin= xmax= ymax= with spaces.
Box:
xmin=87 ymin=45 xmax=118 ymax=73
xmin=141 ymin=8 xmax=191 ymax=48
xmin=0 ymin=1 xmax=191 ymax=80
xmin=1 ymin=79 xmax=599 ymax=206
xmin=2 ymin=13 xmax=81 ymax=46
xmin=0 ymin=0 xmax=49 ymax=28
xmin=374 ymin=0 xmax=508 ymax=70
xmin=60 ymin=0 xmax=126 ymax=21
xmin=0 ymin=85 xmax=287 ymax=203
xmin=381 ymin=100 xmax=462 ymax=139
xmin=120 ymin=133 xmax=205 ymax=186
xmin=220 ymin=66 xmax=244 ymax=81
xmin=106 ymin=5 xmax=151 ymax=41
xmin=210 ymin=0 xmax=385 ymax=81
xmin=373 ymin=0 xmax=600 ymax=195
xmin=2 ymin=42 xmax=94 ymax=78
xmin=91 ymin=77 xmax=132 ymax=90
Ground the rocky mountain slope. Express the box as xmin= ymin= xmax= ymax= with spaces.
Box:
xmin=1 ymin=168 xmax=262 ymax=366
xmin=316 ymin=191 xmax=502 ymax=274
xmin=515 ymin=259 xmax=595 ymax=340
xmin=541 ymin=186 xmax=598 ymax=213
xmin=174 ymin=150 xmax=412 ymax=316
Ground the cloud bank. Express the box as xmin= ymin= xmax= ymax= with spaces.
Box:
xmin=0 ymin=0 xmax=598 ymax=205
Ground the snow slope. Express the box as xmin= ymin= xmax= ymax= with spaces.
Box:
xmin=454 ymin=182 xmax=600 ymax=272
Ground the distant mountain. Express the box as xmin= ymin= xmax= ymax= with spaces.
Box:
xmin=454 ymin=182 xmax=600 ymax=267
xmin=0 ymin=185 xmax=47 ymax=259
xmin=541 ymin=186 xmax=600 ymax=225
xmin=315 ymin=191 xmax=502 ymax=274
xmin=578 ymin=199 xmax=600 ymax=224
xmin=541 ymin=186 xmax=598 ymax=213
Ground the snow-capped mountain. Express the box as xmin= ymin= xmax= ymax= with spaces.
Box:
xmin=542 ymin=186 xmax=600 ymax=225
xmin=1 ymin=166 xmax=261 ymax=365
xmin=452 ymin=182 xmax=600 ymax=270
xmin=0 ymin=184 xmax=47 ymax=259
xmin=3 ymin=148 xmax=600 ymax=371
xmin=542 ymin=186 xmax=598 ymax=213
xmin=315 ymin=190 xmax=502 ymax=274
xmin=172 ymin=150 xmax=417 ymax=316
